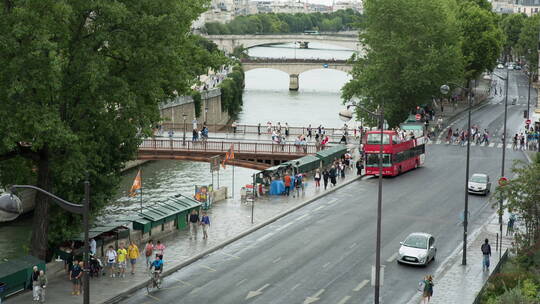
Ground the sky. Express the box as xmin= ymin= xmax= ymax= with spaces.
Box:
xmin=248 ymin=0 xmax=355 ymax=5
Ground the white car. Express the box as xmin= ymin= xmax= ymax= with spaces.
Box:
xmin=468 ymin=173 xmax=491 ymax=195
xmin=397 ymin=232 xmax=437 ymax=266
xmin=497 ymin=64 xmax=504 ymax=69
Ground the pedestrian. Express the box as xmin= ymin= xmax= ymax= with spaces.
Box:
xmin=105 ymin=245 xmax=117 ymax=277
xmin=192 ymin=129 xmax=198 ymax=142
xmin=69 ymin=259 xmax=82 ymax=295
xmin=285 ymin=122 xmax=289 ymax=137
xmin=144 ymin=240 xmax=154 ymax=267
xmin=339 ymin=162 xmax=346 ymax=178
xmin=322 ymin=169 xmax=329 ymax=190
xmin=201 ymin=211 xmax=211 ymax=239
xmin=329 ymin=165 xmax=337 ymax=187
xmin=356 ymin=160 xmax=364 ymax=176
xmin=307 ymin=124 xmax=312 ymax=139
xmin=293 ymin=174 xmax=302 ymax=198
xmin=155 ymin=240 xmax=165 ymax=260
xmin=37 ymin=270 xmax=47 ymax=303
xmin=189 ymin=209 xmax=200 ymax=239
xmin=422 ymin=275 xmax=434 ymax=303
xmin=314 ymin=169 xmax=321 ymax=188
xmin=232 ymin=121 xmax=237 ymax=134
xmin=283 ymin=172 xmax=291 ymax=196
xmin=257 ymin=123 xmax=261 ymax=135
xmin=127 ymin=241 xmax=140 ymax=275
xmin=117 ymin=242 xmax=128 ymax=278
xmin=32 ymin=265 xmax=40 ymax=301
xmin=507 ymin=213 xmax=516 ymax=236
xmin=481 ymin=238 xmax=491 ymax=271
xmin=89 ymin=238 xmax=97 ymax=256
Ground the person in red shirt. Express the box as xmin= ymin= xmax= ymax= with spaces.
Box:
xmin=283 ymin=173 xmax=291 ymax=196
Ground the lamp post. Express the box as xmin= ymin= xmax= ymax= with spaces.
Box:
xmin=9 ymin=183 xmax=90 ymax=304
xmin=339 ymin=99 xmax=384 ymax=304
xmin=440 ymin=82 xmax=472 ymax=265
xmin=182 ymin=113 xmax=187 ymax=146
xmin=205 ymin=106 xmax=209 ymax=125
xmin=492 ymin=68 xmax=510 ymax=257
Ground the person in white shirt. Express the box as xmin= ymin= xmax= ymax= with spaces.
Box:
xmin=105 ymin=246 xmax=117 ymax=278
xmin=89 ymin=238 xmax=97 ymax=255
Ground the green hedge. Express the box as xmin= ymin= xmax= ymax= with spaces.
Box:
xmin=219 ymin=65 xmax=244 ymax=118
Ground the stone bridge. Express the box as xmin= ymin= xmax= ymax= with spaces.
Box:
xmin=204 ymin=34 xmax=362 ymax=53
xmin=240 ymin=58 xmax=353 ymax=90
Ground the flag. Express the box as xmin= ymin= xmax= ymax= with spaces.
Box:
xmin=221 ymin=144 xmax=235 ymax=169
xmin=129 ymin=169 xmax=142 ymax=197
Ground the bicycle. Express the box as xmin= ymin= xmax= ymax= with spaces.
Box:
xmin=146 ymin=270 xmax=162 ymax=293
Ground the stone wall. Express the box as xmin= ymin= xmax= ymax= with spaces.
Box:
xmin=160 ymin=88 xmax=230 ymax=126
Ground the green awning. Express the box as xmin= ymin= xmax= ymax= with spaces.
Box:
xmin=283 ymin=155 xmax=320 ymax=173
xmin=138 ymin=195 xmax=201 ymax=223
xmin=72 ymin=220 xmax=131 ymax=241
xmin=316 ymin=145 xmax=347 ymax=166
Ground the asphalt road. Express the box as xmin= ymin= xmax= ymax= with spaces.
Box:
xmin=119 ymin=71 xmax=529 ymax=304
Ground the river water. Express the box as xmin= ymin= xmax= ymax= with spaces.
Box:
xmin=0 ymin=42 xmax=355 ymax=259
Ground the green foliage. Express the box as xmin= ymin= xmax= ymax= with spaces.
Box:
xmin=232 ymin=45 xmax=248 ymax=59
xmin=517 ymin=15 xmax=540 ymax=74
xmin=203 ymin=9 xmax=363 ymax=34
xmin=0 ymin=0 xmax=220 ymax=257
xmin=342 ymin=0 xmax=463 ymax=127
xmin=457 ymin=0 xmax=503 ymax=81
xmin=192 ymin=90 xmax=202 ymax=118
xmin=500 ymin=13 xmax=526 ymax=61
xmin=219 ymin=65 xmax=244 ymax=118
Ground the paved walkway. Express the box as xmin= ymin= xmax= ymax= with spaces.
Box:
xmin=407 ymin=211 xmax=514 ymax=304
xmin=6 ymin=162 xmax=363 ymax=304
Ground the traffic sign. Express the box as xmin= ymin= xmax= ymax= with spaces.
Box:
xmin=415 ymin=114 xmax=421 ymax=121
xmin=526 ymin=119 xmax=531 ymax=125
xmin=498 ymin=177 xmax=508 ymax=187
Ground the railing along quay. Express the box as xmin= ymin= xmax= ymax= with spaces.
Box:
xmin=160 ymin=123 xmax=347 ymax=137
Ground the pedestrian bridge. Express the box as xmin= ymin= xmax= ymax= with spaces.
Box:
xmin=240 ymin=58 xmax=353 ymax=90
xmin=203 ymin=34 xmax=362 ymax=53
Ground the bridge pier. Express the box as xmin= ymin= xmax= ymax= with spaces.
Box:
xmin=289 ymin=74 xmax=299 ymax=91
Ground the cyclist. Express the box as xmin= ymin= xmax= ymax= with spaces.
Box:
xmin=149 ymin=255 xmax=163 ymax=287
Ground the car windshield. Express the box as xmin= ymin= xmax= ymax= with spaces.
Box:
xmin=403 ymin=235 xmax=428 ymax=249
xmin=470 ymin=175 xmax=487 ymax=183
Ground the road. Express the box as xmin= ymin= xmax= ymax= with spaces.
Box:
xmin=119 ymin=70 xmax=530 ymax=304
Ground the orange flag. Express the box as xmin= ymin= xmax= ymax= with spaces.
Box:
xmin=221 ymin=144 xmax=235 ymax=169
xmin=130 ymin=169 xmax=142 ymax=197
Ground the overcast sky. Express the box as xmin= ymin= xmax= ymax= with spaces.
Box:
xmin=249 ymin=0 xmax=353 ymax=5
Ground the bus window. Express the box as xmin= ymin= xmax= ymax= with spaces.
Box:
xmin=367 ymin=133 xmax=390 ymax=145
xmin=366 ymin=153 xmax=392 ymax=167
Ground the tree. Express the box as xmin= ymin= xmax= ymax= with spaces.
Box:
xmin=342 ymin=0 xmax=463 ymax=127
xmin=500 ymin=13 xmax=526 ymax=62
xmin=0 ymin=0 xmax=224 ymax=260
xmin=458 ymin=1 xmax=503 ymax=82
xmin=517 ymin=15 xmax=540 ymax=74
xmin=494 ymin=154 xmax=540 ymax=249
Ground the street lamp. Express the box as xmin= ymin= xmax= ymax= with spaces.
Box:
xmin=440 ymin=82 xmax=472 ymax=265
xmin=182 ymin=113 xmax=187 ymax=146
xmin=205 ymin=106 xmax=209 ymax=125
xmin=339 ymin=99 xmax=384 ymax=304
xmin=492 ymin=67 xmax=510 ymax=258
xmin=8 ymin=182 xmax=90 ymax=304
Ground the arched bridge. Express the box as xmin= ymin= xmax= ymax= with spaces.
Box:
xmin=241 ymin=58 xmax=353 ymax=91
xmin=204 ymin=34 xmax=363 ymax=53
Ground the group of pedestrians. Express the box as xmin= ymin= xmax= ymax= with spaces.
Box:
xmin=31 ymin=266 xmax=47 ymax=303
xmin=188 ymin=209 xmax=211 ymax=240
xmin=103 ymin=241 xmax=141 ymax=279
xmin=446 ymin=127 xmax=490 ymax=146
xmin=282 ymin=172 xmax=305 ymax=198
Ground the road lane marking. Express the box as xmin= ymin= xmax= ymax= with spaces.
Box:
xmin=349 ymin=242 xmax=357 ymax=249
xmin=257 ymin=232 xmax=274 ymax=242
xmin=221 ymin=252 xmax=240 ymax=259
xmin=200 ymin=265 xmax=217 ymax=272
xmin=470 ymin=142 xmax=476 ymax=146
xmin=145 ymin=294 xmax=160 ymax=301
xmin=174 ymin=279 xmax=193 ymax=286
xmin=386 ymin=252 xmax=399 ymax=263
xmin=353 ymin=280 xmax=369 ymax=292
xmin=497 ymin=143 xmax=503 ymax=148
xmin=275 ymin=222 xmax=293 ymax=231
xmin=489 ymin=143 xmax=495 ymax=147
xmin=507 ymin=144 xmax=512 ymax=149
xmin=326 ymin=199 xmax=338 ymax=205
xmin=291 ymin=283 xmax=301 ymax=291
xmin=273 ymin=257 xmax=282 ymax=263
xmin=314 ymin=205 xmax=325 ymax=211
xmin=246 ymin=283 xmax=270 ymax=300
xmin=189 ymin=286 xmax=201 ymax=295
xmin=296 ymin=214 xmax=309 ymax=221
xmin=322 ymin=262 xmax=331 ymax=268
xmin=336 ymin=296 xmax=351 ymax=304
xmin=236 ymin=278 xmax=247 ymax=286
xmin=304 ymin=289 xmax=325 ymax=304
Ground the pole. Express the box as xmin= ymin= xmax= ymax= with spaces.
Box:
xmin=83 ymin=179 xmax=90 ymax=304
xmin=232 ymin=164 xmax=235 ymax=198
xmin=251 ymin=174 xmax=255 ymax=224
xmin=139 ymin=166 xmax=143 ymax=215
xmin=463 ymin=82 xmax=472 ymax=266
xmin=527 ymin=72 xmax=531 ymax=120
xmin=183 ymin=117 xmax=186 ymax=146
xmin=374 ymin=104 xmax=383 ymax=304
xmin=499 ymin=67 xmax=509 ymax=259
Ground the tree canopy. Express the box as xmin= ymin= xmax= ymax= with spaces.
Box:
xmin=203 ymin=9 xmax=363 ymax=35
xmin=517 ymin=14 xmax=540 ymax=75
xmin=342 ymin=0 xmax=463 ymax=127
xmin=0 ymin=0 xmax=225 ymax=260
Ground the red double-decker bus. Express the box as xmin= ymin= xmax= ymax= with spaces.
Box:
xmin=363 ymin=130 xmax=426 ymax=176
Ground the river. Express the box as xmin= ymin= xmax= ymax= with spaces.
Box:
xmin=0 ymin=42 xmax=355 ymax=259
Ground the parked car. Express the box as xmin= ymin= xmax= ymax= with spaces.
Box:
xmin=515 ymin=65 xmax=522 ymax=70
xmin=397 ymin=232 xmax=437 ymax=266
xmin=497 ymin=63 xmax=504 ymax=69
xmin=468 ymin=173 xmax=491 ymax=195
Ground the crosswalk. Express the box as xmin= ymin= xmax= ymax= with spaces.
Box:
xmin=427 ymin=139 xmax=534 ymax=150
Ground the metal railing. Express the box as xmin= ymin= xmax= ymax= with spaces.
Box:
xmin=160 ymin=123 xmax=346 ymax=137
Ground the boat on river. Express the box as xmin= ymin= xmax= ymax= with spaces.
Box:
xmin=0 ymin=190 xmax=35 ymax=222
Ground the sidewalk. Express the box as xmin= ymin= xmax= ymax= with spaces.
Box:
xmin=408 ymin=212 xmax=514 ymax=304
xmin=6 ymin=164 xmax=363 ymax=304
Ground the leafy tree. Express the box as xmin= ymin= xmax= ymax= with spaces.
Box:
xmin=517 ymin=15 xmax=540 ymax=74
xmin=342 ymin=0 xmax=463 ymax=127
xmin=494 ymin=154 xmax=540 ymax=249
xmin=500 ymin=13 xmax=526 ymax=62
xmin=0 ymin=0 xmax=224 ymax=260
xmin=458 ymin=1 xmax=503 ymax=82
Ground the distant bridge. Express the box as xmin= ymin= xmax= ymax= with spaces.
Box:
xmin=204 ymin=34 xmax=363 ymax=54
xmin=240 ymin=58 xmax=353 ymax=90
